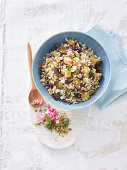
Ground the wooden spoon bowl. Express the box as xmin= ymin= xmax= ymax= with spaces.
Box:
xmin=28 ymin=89 xmax=43 ymax=108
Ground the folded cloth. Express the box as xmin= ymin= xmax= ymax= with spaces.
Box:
xmin=86 ymin=25 xmax=127 ymax=109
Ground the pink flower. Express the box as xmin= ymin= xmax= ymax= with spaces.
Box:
xmin=46 ymin=110 xmax=50 ymax=114
xmin=51 ymin=118 xmax=55 ymax=122
xmin=50 ymin=107 xmax=55 ymax=113
xmin=37 ymin=121 xmax=43 ymax=124
xmin=37 ymin=116 xmax=42 ymax=120
xmin=47 ymin=105 xmax=51 ymax=110
xmin=33 ymin=100 xmax=39 ymax=105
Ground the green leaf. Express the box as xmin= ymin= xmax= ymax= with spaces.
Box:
xmin=34 ymin=123 xmax=41 ymax=126
xmin=38 ymin=69 xmax=41 ymax=74
xmin=89 ymin=90 xmax=95 ymax=96
xmin=63 ymin=119 xmax=70 ymax=129
xmin=46 ymin=116 xmax=51 ymax=123
xmin=39 ymin=108 xmax=43 ymax=112
xmin=31 ymin=102 xmax=35 ymax=106
xmin=67 ymin=65 xmax=72 ymax=70
xmin=89 ymin=70 xmax=94 ymax=77
xmin=54 ymin=44 xmax=59 ymax=49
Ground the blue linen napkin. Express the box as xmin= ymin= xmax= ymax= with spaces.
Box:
xmin=86 ymin=25 xmax=127 ymax=109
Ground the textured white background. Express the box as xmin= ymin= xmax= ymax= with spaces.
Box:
xmin=0 ymin=0 xmax=127 ymax=169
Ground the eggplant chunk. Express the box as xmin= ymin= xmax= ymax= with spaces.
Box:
xmin=52 ymin=93 xmax=60 ymax=100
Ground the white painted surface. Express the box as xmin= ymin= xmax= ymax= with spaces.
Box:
xmin=0 ymin=0 xmax=127 ymax=169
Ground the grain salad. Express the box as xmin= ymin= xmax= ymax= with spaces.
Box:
xmin=39 ymin=38 xmax=102 ymax=104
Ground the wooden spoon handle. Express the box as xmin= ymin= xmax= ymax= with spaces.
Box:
xmin=27 ymin=43 xmax=36 ymax=89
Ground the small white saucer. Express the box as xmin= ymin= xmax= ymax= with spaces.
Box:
xmin=30 ymin=105 xmax=90 ymax=149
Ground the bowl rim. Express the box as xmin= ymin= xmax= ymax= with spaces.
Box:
xmin=32 ymin=31 xmax=111 ymax=109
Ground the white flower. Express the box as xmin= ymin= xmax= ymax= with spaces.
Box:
xmin=60 ymin=96 xmax=64 ymax=99
xmin=60 ymin=77 xmax=65 ymax=84
xmin=52 ymin=86 xmax=56 ymax=93
xmin=67 ymin=50 xmax=72 ymax=56
xmin=60 ymin=57 xmax=63 ymax=60
xmin=54 ymin=52 xmax=60 ymax=57
xmin=78 ymin=73 xmax=82 ymax=79
xmin=56 ymin=120 xmax=59 ymax=124
xmin=71 ymin=66 xmax=77 ymax=72
xmin=55 ymin=89 xmax=61 ymax=93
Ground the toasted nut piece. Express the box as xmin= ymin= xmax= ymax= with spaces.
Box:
xmin=95 ymin=73 xmax=102 ymax=80
xmin=66 ymin=38 xmax=75 ymax=45
xmin=55 ymin=57 xmax=60 ymax=63
xmin=61 ymin=68 xmax=67 ymax=74
xmin=87 ymin=49 xmax=93 ymax=55
xmin=65 ymin=71 xmax=71 ymax=78
xmin=73 ymin=78 xmax=80 ymax=87
xmin=84 ymin=66 xmax=90 ymax=72
xmin=73 ymin=78 xmax=78 ymax=84
xmin=89 ymin=55 xmax=95 ymax=60
xmin=94 ymin=81 xmax=99 ymax=88
xmin=74 ymin=57 xmax=80 ymax=62
xmin=83 ymin=78 xmax=87 ymax=82
xmin=61 ymin=50 xmax=67 ymax=54
xmin=63 ymin=57 xmax=72 ymax=64
xmin=57 ymin=83 xmax=63 ymax=89
xmin=46 ymin=58 xmax=52 ymax=63
xmin=81 ymin=93 xmax=90 ymax=101
xmin=91 ymin=58 xmax=102 ymax=66
xmin=84 ymin=72 xmax=88 ymax=77
xmin=84 ymin=66 xmax=90 ymax=76
xmin=51 ymin=50 xmax=57 ymax=56
xmin=49 ymin=80 xmax=54 ymax=85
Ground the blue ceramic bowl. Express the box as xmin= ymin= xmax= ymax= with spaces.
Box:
xmin=33 ymin=31 xmax=111 ymax=109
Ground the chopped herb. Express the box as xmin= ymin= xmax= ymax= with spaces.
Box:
xmin=89 ymin=70 xmax=95 ymax=77
xmin=54 ymin=44 xmax=59 ymax=49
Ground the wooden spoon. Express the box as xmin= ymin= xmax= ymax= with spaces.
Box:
xmin=27 ymin=42 xmax=43 ymax=108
